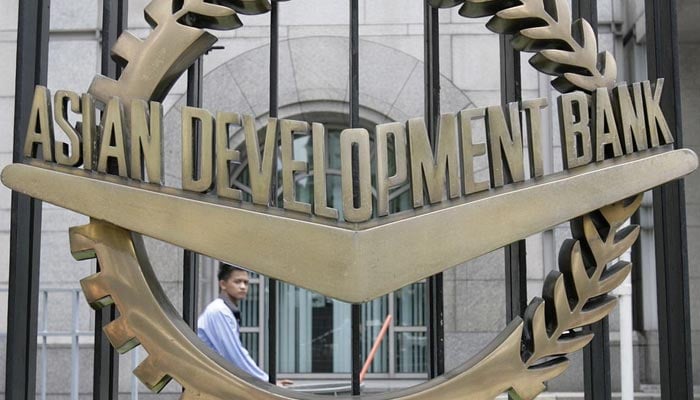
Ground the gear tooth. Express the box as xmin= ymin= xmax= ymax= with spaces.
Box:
xmin=80 ymin=273 xmax=114 ymax=309
xmin=134 ymin=355 xmax=172 ymax=393
xmin=104 ymin=317 xmax=140 ymax=353
xmin=88 ymin=75 xmax=119 ymax=107
xmin=144 ymin=0 xmax=172 ymax=28
xmin=111 ymin=32 xmax=142 ymax=68
xmin=69 ymin=224 xmax=98 ymax=261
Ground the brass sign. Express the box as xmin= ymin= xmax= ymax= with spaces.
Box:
xmin=1 ymin=0 xmax=698 ymax=399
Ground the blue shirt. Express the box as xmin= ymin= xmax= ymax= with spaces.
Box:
xmin=197 ymin=298 xmax=269 ymax=381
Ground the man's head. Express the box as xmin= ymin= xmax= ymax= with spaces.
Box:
xmin=218 ymin=263 xmax=249 ymax=304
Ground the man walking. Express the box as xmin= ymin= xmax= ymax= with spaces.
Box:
xmin=197 ymin=264 xmax=269 ymax=381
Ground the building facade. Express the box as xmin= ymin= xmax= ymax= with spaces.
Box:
xmin=1 ymin=0 xmax=699 ymax=398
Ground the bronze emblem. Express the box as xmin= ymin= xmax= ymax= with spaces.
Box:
xmin=1 ymin=0 xmax=697 ymax=399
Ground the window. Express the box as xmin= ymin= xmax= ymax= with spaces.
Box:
xmin=227 ymin=113 xmax=425 ymax=377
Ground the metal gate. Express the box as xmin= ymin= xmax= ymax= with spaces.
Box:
xmin=5 ymin=1 xmax=694 ymax=399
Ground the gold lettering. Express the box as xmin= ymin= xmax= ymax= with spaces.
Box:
xmin=280 ymin=119 xmax=312 ymax=215
xmin=459 ymin=108 xmax=489 ymax=195
xmin=376 ymin=122 xmax=408 ymax=217
xmin=613 ymin=82 xmax=648 ymax=153
xmin=244 ymin=116 xmax=277 ymax=206
xmin=97 ymin=98 xmax=128 ymax=177
xmin=408 ymin=115 xmax=461 ymax=207
xmin=181 ymin=106 xmax=214 ymax=192
xmin=130 ymin=100 xmax=163 ymax=183
xmin=643 ymin=79 xmax=674 ymax=147
xmin=215 ymin=112 xmax=243 ymax=201
xmin=81 ymin=94 xmax=96 ymax=170
xmin=558 ymin=92 xmax=592 ymax=169
xmin=522 ymin=98 xmax=547 ymax=178
xmin=54 ymin=90 xmax=82 ymax=167
xmin=486 ymin=103 xmax=525 ymax=187
xmin=593 ymin=87 xmax=623 ymax=162
xmin=340 ymin=128 xmax=372 ymax=223
xmin=23 ymin=86 xmax=55 ymax=162
xmin=312 ymin=123 xmax=339 ymax=219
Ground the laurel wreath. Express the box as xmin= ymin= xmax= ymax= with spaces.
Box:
xmin=71 ymin=0 xmax=641 ymax=399
xmin=431 ymin=0 xmax=617 ymax=93
xmin=505 ymin=195 xmax=641 ymax=398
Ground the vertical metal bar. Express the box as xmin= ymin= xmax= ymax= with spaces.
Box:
xmin=349 ymin=0 xmax=362 ymax=394
xmin=423 ymin=0 xmax=444 ymax=379
xmin=131 ymin=347 xmax=140 ymax=400
xmin=183 ymin=57 xmax=203 ymax=330
xmin=41 ymin=291 xmax=49 ymax=400
xmin=5 ymin=1 xmax=49 ymax=399
xmin=72 ymin=291 xmax=80 ymax=400
xmin=500 ymin=30 xmax=526 ymax=323
xmin=349 ymin=0 xmax=360 ymax=130
xmin=424 ymin=1 xmax=440 ymax=139
xmin=572 ymin=0 xmax=598 ymax=32
xmin=94 ymin=1 xmax=128 ymax=399
xmin=571 ymin=2 xmax=611 ymax=399
xmin=500 ymin=17 xmax=527 ymax=400
xmin=267 ymin=0 xmax=279 ymax=384
xmin=645 ymin=0 xmax=694 ymax=398
xmin=583 ymin=318 xmax=612 ymax=399
xmin=631 ymin=212 xmax=645 ymax=330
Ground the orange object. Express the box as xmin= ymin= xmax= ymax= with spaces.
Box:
xmin=360 ymin=315 xmax=392 ymax=382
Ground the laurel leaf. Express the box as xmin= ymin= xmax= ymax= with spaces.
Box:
xmin=215 ymin=0 xmax=271 ymax=15
xmin=178 ymin=0 xmax=243 ymax=30
xmin=459 ymin=0 xmax=516 ymax=18
xmin=543 ymin=273 xmax=571 ymax=335
xmin=519 ymin=25 xmax=569 ymax=43
xmin=578 ymin=19 xmax=599 ymax=55
xmin=532 ymin=49 xmax=581 ymax=73
xmin=428 ymin=0 xmax=465 ymax=8
xmin=523 ymin=299 xmax=548 ymax=358
xmin=556 ymin=331 xmax=594 ymax=355
xmin=601 ymin=51 xmax=618 ymax=84
xmin=557 ymin=72 xmax=599 ymax=93
xmin=600 ymin=195 xmax=643 ymax=225
xmin=558 ymin=240 xmax=590 ymax=302
xmin=597 ymin=261 xmax=632 ymax=295
xmin=511 ymin=357 xmax=569 ymax=400
xmin=461 ymin=0 xmax=618 ymax=93
xmin=576 ymin=296 xmax=618 ymax=327
xmin=610 ymin=225 xmax=641 ymax=259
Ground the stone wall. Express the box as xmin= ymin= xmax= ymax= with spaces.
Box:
xmin=0 ymin=0 xmax=699 ymax=398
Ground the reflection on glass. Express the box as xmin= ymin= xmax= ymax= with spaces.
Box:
xmin=242 ymin=332 xmax=259 ymax=363
xmin=362 ymin=297 xmax=389 ymax=373
xmin=396 ymin=332 xmax=426 ymax=373
xmin=278 ymin=284 xmax=352 ymax=373
xmin=395 ymin=282 xmax=425 ymax=327
xmin=240 ymin=282 xmax=258 ymax=328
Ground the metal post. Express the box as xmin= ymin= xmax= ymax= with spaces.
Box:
xmin=423 ymin=0 xmax=445 ymax=379
xmin=6 ymin=1 xmax=50 ymax=398
xmin=267 ymin=0 xmax=280 ymax=384
xmin=94 ymin=1 xmax=128 ymax=398
xmin=499 ymin=19 xmax=527 ymax=400
xmin=571 ymin=2 xmax=612 ymax=399
xmin=644 ymin=0 xmax=694 ymax=398
xmin=183 ymin=57 xmax=203 ymax=330
xmin=500 ymin=31 xmax=526 ymax=323
xmin=631 ymin=212 xmax=644 ymax=330
xmin=349 ymin=0 xmax=362 ymax=394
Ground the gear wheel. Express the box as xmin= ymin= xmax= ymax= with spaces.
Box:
xmin=68 ymin=0 xmax=639 ymax=399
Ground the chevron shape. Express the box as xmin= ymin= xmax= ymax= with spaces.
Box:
xmin=2 ymin=147 xmax=696 ymax=303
